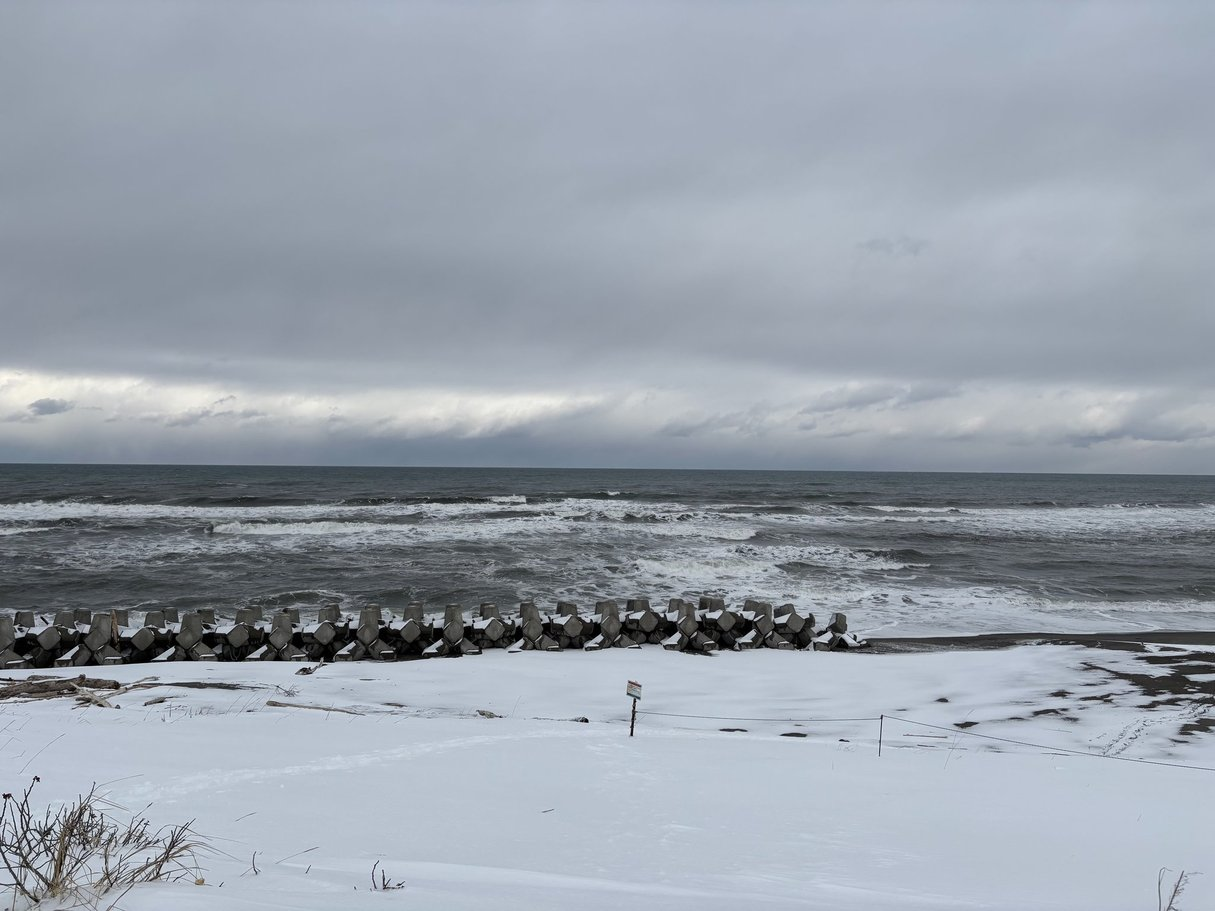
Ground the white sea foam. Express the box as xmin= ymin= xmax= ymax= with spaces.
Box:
xmin=854 ymin=596 xmax=1215 ymax=638
xmin=209 ymin=520 xmax=413 ymax=538
xmin=8 ymin=496 xmax=1208 ymax=539
xmin=0 ymin=499 xmax=340 ymax=524
xmin=792 ymin=502 xmax=1215 ymax=540
xmin=7 ymin=490 xmax=1214 ymax=637
xmin=869 ymin=505 xmax=964 ymax=514
xmin=540 ymin=536 xmax=941 ymax=617
xmin=545 ymin=534 xmax=1215 ymax=638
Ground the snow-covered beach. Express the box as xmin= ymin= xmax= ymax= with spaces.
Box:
xmin=3 ymin=640 xmax=1212 ymax=910
xmin=7 ymin=0 xmax=1215 ymax=904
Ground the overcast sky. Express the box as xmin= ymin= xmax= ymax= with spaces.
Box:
xmin=2 ymin=1 xmax=1212 ymax=472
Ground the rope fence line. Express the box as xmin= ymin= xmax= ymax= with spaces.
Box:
xmin=636 ymin=711 xmax=881 ymax=723
xmin=630 ymin=706 xmax=1215 ymax=774
xmin=882 ymin=716 xmax=1215 ymax=774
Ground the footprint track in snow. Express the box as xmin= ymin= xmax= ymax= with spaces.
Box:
xmin=118 ymin=726 xmax=595 ymax=805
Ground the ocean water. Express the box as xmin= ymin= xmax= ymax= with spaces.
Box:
xmin=1 ymin=464 xmax=1212 ymax=637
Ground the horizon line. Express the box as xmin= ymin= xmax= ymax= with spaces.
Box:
xmin=1 ymin=460 xmax=1213 ymax=479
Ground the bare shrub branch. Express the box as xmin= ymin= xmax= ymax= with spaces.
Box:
xmin=370 ymin=860 xmax=406 ymax=891
xmin=1158 ymin=868 xmax=1191 ymax=911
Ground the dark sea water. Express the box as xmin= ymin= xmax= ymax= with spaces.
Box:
xmin=1 ymin=464 xmax=1213 ymax=636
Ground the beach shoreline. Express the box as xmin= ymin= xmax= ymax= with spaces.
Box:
xmin=868 ymin=628 xmax=1215 ymax=652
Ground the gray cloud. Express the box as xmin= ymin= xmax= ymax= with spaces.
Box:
xmin=27 ymin=398 xmax=75 ymax=416
xmin=0 ymin=1 xmax=1212 ymax=470
xmin=660 ymin=405 xmax=778 ymax=439
xmin=163 ymin=407 xmax=268 ymax=428
xmin=800 ymin=383 xmax=959 ymax=415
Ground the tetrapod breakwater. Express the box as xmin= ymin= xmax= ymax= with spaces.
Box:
xmin=0 ymin=598 xmax=869 ymax=669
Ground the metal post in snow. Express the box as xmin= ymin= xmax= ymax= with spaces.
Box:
xmin=627 ymin=680 xmax=642 ymax=737
xmin=878 ymin=714 xmax=884 ymax=757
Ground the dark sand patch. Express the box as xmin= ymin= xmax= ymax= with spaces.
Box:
xmin=868 ymin=631 xmax=1215 ymax=744
xmin=1180 ymin=717 xmax=1215 ymax=737
xmin=1082 ymin=650 xmax=1215 ymax=701
xmin=868 ymin=630 xmax=1215 ymax=655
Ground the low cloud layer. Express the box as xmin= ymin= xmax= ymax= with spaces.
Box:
xmin=2 ymin=369 xmax=1210 ymax=473
xmin=1 ymin=2 xmax=1212 ymax=471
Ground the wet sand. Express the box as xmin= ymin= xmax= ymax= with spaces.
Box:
xmin=868 ymin=629 xmax=1215 ymax=654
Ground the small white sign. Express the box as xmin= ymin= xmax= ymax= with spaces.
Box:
xmin=626 ymin=680 xmax=642 ymax=700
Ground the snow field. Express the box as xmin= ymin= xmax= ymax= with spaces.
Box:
xmin=1 ymin=645 xmax=1212 ymax=910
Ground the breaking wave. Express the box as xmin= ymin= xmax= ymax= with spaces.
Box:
xmin=4 ymin=466 xmax=1215 ymax=635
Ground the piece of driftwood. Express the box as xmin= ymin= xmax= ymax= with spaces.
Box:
xmin=70 ymin=686 xmax=117 ymax=709
xmin=0 ymin=675 xmax=122 ymax=700
xmin=265 ymin=699 xmax=365 ymax=716
xmin=126 ymin=680 xmax=257 ymax=691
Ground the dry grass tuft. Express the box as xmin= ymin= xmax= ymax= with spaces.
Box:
xmin=1 ymin=776 xmax=206 ymax=909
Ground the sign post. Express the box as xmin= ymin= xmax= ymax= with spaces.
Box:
xmin=626 ymin=680 xmax=642 ymax=737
